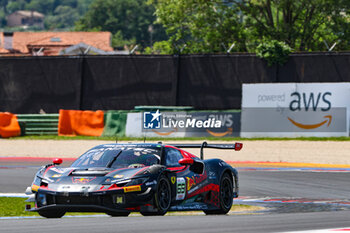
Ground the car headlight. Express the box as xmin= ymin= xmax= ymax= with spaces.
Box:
xmin=105 ymin=177 xmax=149 ymax=189
xmin=127 ymin=177 xmax=148 ymax=186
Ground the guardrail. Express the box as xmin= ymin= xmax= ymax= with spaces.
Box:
xmin=16 ymin=114 xmax=59 ymax=135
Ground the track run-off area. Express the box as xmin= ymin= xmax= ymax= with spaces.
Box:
xmin=2 ymin=158 xmax=350 ymax=232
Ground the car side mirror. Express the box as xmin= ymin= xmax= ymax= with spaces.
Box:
xmin=179 ymin=158 xmax=194 ymax=166
xmin=53 ymin=158 xmax=63 ymax=165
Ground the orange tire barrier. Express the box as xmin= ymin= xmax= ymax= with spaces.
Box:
xmin=0 ymin=112 xmax=21 ymax=138
xmin=58 ymin=109 xmax=104 ymax=136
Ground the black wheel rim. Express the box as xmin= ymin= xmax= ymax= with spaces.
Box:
xmin=158 ymin=179 xmax=170 ymax=210
xmin=221 ymin=178 xmax=232 ymax=209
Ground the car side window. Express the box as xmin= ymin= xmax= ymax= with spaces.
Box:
xmin=164 ymin=147 xmax=183 ymax=167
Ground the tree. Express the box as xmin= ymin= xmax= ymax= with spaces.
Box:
xmin=25 ymin=0 xmax=55 ymax=14
xmin=77 ymin=0 xmax=94 ymax=15
xmin=75 ymin=0 xmax=167 ymax=48
xmin=233 ymin=0 xmax=350 ymax=51
xmin=6 ymin=0 xmax=27 ymax=14
xmin=45 ymin=5 xmax=80 ymax=29
xmin=151 ymin=0 xmax=350 ymax=53
xmin=150 ymin=0 xmax=247 ymax=53
xmin=144 ymin=40 xmax=172 ymax=54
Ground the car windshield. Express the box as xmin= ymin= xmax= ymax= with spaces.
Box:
xmin=71 ymin=145 xmax=161 ymax=168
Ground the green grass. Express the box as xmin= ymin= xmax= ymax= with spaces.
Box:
xmin=0 ymin=197 xmax=261 ymax=217
xmin=0 ymin=197 xmax=37 ymax=217
xmin=0 ymin=197 xmax=104 ymax=217
xmin=5 ymin=135 xmax=350 ymax=141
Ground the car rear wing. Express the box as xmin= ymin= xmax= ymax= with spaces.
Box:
xmin=172 ymin=141 xmax=243 ymax=160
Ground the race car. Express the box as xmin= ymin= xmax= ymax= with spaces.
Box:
xmin=25 ymin=142 xmax=242 ymax=218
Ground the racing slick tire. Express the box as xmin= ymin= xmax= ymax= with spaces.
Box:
xmin=204 ymin=173 xmax=233 ymax=215
xmin=38 ymin=210 xmax=66 ymax=218
xmin=140 ymin=175 xmax=171 ymax=216
xmin=107 ymin=212 xmax=130 ymax=217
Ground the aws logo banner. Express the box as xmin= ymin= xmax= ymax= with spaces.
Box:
xmin=242 ymin=107 xmax=346 ymax=133
xmin=241 ymin=83 xmax=350 ymax=137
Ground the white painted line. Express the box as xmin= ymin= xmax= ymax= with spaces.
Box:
xmin=0 ymin=193 xmax=27 ymax=198
xmin=0 ymin=215 xmax=108 ymax=220
xmin=284 ymin=228 xmax=350 ymax=232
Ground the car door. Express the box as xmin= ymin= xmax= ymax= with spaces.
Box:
xmin=163 ymin=147 xmax=207 ymax=202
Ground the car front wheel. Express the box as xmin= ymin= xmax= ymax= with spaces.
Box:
xmin=141 ymin=175 xmax=171 ymax=216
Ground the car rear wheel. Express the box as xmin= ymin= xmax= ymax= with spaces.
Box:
xmin=140 ymin=175 xmax=171 ymax=216
xmin=38 ymin=210 xmax=66 ymax=218
xmin=204 ymin=173 xmax=233 ymax=215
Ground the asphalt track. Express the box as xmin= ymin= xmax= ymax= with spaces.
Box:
xmin=1 ymin=161 xmax=350 ymax=232
xmin=1 ymin=211 xmax=350 ymax=233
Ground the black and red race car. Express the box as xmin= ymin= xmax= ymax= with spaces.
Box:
xmin=25 ymin=142 xmax=242 ymax=218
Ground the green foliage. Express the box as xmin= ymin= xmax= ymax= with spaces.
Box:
xmin=144 ymin=40 xmax=173 ymax=54
xmin=6 ymin=0 xmax=26 ymax=14
xmin=234 ymin=0 xmax=350 ymax=52
xmin=45 ymin=5 xmax=80 ymax=30
xmin=256 ymin=40 xmax=292 ymax=66
xmin=112 ymin=31 xmax=136 ymax=48
xmin=149 ymin=0 xmax=247 ymax=54
xmin=151 ymin=0 xmax=350 ymax=54
xmin=75 ymin=0 xmax=167 ymax=48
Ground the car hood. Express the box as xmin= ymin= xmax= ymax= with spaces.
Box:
xmin=41 ymin=166 xmax=149 ymax=192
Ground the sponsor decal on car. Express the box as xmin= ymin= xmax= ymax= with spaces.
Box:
xmin=123 ymin=185 xmax=141 ymax=193
xmin=188 ymin=180 xmax=209 ymax=195
xmin=52 ymin=174 xmax=62 ymax=178
xmin=176 ymin=177 xmax=186 ymax=200
xmin=187 ymin=177 xmax=195 ymax=191
xmin=114 ymin=174 xmax=124 ymax=178
xmin=170 ymin=203 xmax=208 ymax=211
xmin=72 ymin=177 xmax=96 ymax=184
xmin=115 ymin=195 xmax=124 ymax=204
xmin=171 ymin=176 xmax=176 ymax=184
xmin=186 ymin=173 xmax=208 ymax=191
xmin=145 ymin=180 xmax=157 ymax=186
xmin=208 ymin=171 xmax=216 ymax=179
xmin=31 ymin=184 xmax=39 ymax=192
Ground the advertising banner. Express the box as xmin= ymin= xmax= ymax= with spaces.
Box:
xmin=126 ymin=111 xmax=240 ymax=138
xmin=241 ymin=83 xmax=350 ymax=137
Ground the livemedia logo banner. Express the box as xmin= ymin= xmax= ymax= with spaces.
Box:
xmin=141 ymin=110 xmax=240 ymax=137
xmin=143 ymin=110 xmax=222 ymax=132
